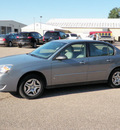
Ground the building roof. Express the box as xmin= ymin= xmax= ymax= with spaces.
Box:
xmin=0 ymin=20 xmax=26 ymax=26
xmin=47 ymin=18 xmax=120 ymax=28
xmin=21 ymin=23 xmax=70 ymax=33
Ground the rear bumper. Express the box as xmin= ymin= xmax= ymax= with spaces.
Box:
xmin=0 ymin=41 xmax=6 ymax=45
xmin=16 ymin=41 xmax=31 ymax=46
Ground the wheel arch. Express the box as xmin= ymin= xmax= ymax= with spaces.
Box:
xmin=108 ymin=66 xmax=120 ymax=81
xmin=17 ymin=71 xmax=47 ymax=92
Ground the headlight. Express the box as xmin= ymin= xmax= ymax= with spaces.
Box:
xmin=0 ymin=64 xmax=13 ymax=74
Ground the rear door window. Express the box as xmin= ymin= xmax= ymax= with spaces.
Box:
xmin=89 ymin=42 xmax=114 ymax=57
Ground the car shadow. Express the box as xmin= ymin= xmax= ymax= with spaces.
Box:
xmin=42 ymin=83 xmax=111 ymax=99
xmin=10 ymin=84 xmax=111 ymax=99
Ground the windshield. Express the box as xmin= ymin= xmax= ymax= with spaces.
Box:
xmin=44 ymin=32 xmax=59 ymax=37
xmin=30 ymin=41 xmax=66 ymax=59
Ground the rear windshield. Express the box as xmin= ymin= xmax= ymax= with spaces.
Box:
xmin=44 ymin=32 xmax=59 ymax=37
xmin=0 ymin=34 xmax=6 ymax=38
xmin=71 ymin=34 xmax=77 ymax=37
xmin=18 ymin=33 xmax=30 ymax=37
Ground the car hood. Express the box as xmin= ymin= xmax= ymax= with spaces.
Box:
xmin=0 ymin=54 xmax=47 ymax=67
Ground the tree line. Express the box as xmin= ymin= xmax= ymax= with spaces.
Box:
xmin=108 ymin=7 xmax=120 ymax=18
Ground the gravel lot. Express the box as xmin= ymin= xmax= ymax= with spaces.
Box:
xmin=0 ymin=43 xmax=120 ymax=130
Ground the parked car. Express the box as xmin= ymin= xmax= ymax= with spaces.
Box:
xmin=16 ymin=32 xmax=43 ymax=48
xmin=66 ymin=33 xmax=78 ymax=39
xmin=43 ymin=31 xmax=67 ymax=42
xmin=98 ymin=35 xmax=115 ymax=43
xmin=0 ymin=40 xmax=120 ymax=99
xmin=0 ymin=33 xmax=18 ymax=47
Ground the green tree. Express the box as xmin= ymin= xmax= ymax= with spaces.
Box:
xmin=108 ymin=7 xmax=120 ymax=18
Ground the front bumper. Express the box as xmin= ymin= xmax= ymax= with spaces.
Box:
xmin=0 ymin=73 xmax=18 ymax=92
xmin=0 ymin=84 xmax=7 ymax=90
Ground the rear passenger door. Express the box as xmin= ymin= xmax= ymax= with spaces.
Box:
xmin=87 ymin=42 xmax=114 ymax=81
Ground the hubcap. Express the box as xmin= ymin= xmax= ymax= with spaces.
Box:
xmin=9 ymin=42 xmax=12 ymax=47
xmin=24 ymin=79 xmax=41 ymax=97
xmin=34 ymin=42 xmax=37 ymax=47
xmin=112 ymin=71 xmax=120 ymax=86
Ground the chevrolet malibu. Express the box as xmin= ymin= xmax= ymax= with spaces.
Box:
xmin=0 ymin=40 xmax=120 ymax=99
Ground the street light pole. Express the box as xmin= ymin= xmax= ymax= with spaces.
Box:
xmin=119 ymin=11 xmax=120 ymax=18
xmin=33 ymin=17 xmax=35 ymax=31
xmin=40 ymin=16 xmax=42 ymax=29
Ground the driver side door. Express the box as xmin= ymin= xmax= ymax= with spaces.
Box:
xmin=51 ymin=42 xmax=88 ymax=85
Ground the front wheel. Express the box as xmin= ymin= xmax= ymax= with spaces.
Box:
xmin=19 ymin=74 xmax=44 ymax=99
xmin=108 ymin=68 xmax=120 ymax=88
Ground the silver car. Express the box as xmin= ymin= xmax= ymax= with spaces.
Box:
xmin=0 ymin=40 xmax=120 ymax=99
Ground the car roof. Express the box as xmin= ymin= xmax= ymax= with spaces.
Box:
xmin=52 ymin=39 xmax=115 ymax=47
xmin=19 ymin=32 xmax=39 ymax=34
xmin=45 ymin=31 xmax=64 ymax=33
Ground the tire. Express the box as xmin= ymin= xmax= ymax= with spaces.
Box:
xmin=108 ymin=68 xmax=120 ymax=88
xmin=19 ymin=74 xmax=44 ymax=99
xmin=32 ymin=42 xmax=37 ymax=48
xmin=18 ymin=44 xmax=22 ymax=48
xmin=9 ymin=42 xmax=13 ymax=47
xmin=5 ymin=42 xmax=9 ymax=47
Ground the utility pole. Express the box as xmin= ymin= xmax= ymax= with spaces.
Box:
xmin=40 ymin=16 xmax=42 ymax=29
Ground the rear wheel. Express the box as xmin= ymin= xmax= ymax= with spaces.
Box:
xmin=109 ymin=68 xmax=120 ymax=88
xmin=19 ymin=74 xmax=44 ymax=99
xmin=32 ymin=42 xmax=37 ymax=48
xmin=18 ymin=44 xmax=22 ymax=48
xmin=9 ymin=42 xmax=13 ymax=47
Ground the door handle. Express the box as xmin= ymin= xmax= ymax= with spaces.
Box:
xmin=79 ymin=61 xmax=85 ymax=64
xmin=106 ymin=59 xmax=111 ymax=62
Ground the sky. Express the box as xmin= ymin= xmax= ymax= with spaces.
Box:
xmin=0 ymin=0 xmax=120 ymax=25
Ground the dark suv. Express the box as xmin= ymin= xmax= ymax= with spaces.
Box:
xmin=43 ymin=31 xmax=67 ymax=42
xmin=0 ymin=33 xmax=18 ymax=47
xmin=16 ymin=32 xmax=43 ymax=48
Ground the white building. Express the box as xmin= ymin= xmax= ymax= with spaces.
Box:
xmin=0 ymin=20 xmax=26 ymax=34
xmin=21 ymin=23 xmax=70 ymax=35
xmin=47 ymin=18 xmax=120 ymax=41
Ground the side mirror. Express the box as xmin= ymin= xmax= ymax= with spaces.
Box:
xmin=55 ymin=56 xmax=67 ymax=60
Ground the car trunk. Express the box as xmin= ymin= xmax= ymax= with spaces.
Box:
xmin=0 ymin=35 xmax=6 ymax=44
xmin=44 ymin=32 xmax=59 ymax=41
xmin=17 ymin=33 xmax=31 ymax=43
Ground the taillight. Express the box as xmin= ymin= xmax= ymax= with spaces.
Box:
xmin=16 ymin=36 xmax=19 ymax=38
xmin=28 ymin=36 xmax=32 ymax=39
xmin=59 ymin=37 xmax=61 ymax=40
xmin=3 ymin=38 xmax=6 ymax=41
xmin=43 ymin=36 xmax=45 ymax=41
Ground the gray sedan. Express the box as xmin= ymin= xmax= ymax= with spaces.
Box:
xmin=0 ymin=40 xmax=120 ymax=99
